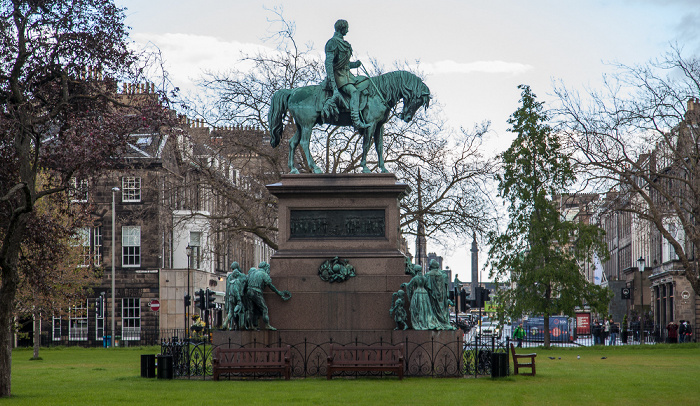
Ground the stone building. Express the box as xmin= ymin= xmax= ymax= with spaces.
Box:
xmin=36 ymin=83 xmax=276 ymax=347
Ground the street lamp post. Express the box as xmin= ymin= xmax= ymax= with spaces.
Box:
xmin=111 ymin=186 xmax=120 ymax=348
xmin=637 ymin=256 xmax=645 ymax=345
xmin=186 ymin=245 xmax=192 ymax=339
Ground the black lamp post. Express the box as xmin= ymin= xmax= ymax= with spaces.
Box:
xmin=637 ymin=256 xmax=645 ymax=344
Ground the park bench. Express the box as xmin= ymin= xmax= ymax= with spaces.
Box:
xmin=212 ymin=345 xmax=291 ymax=380
xmin=327 ymin=343 xmax=404 ymax=380
xmin=510 ymin=343 xmax=536 ymax=376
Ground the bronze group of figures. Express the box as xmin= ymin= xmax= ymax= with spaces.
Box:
xmin=391 ymin=259 xmax=456 ymax=331
xmin=223 ymin=261 xmax=291 ymax=331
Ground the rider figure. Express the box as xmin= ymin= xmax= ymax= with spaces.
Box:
xmin=325 ymin=19 xmax=369 ymax=130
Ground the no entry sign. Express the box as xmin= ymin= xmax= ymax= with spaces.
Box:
xmin=149 ymin=299 xmax=160 ymax=311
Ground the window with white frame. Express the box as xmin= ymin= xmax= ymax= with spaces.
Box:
xmin=121 ymin=177 xmax=142 ymax=202
xmin=95 ymin=296 xmax=104 ymax=341
xmin=121 ymin=298 xmax=141 ymax=341
xmin=74 ymin=228 xmax=91 ymax=267
xmin=189 ymin=231 xmax=202 ymax=269
xmin=69 ymin=301 xmax=88 ymax=341
xmin=52 ymin=317 xmax=62 ymax=341
xmin=69 ymin=178 xmax=89 ymax=203
xmin=122 ymin=226 xmax=141 ymax=267
xmin=93 ymin=226 xmax=102 ymax=266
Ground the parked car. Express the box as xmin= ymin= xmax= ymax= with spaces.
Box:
xmin=477 ymin=321 xmax=501 ymax=338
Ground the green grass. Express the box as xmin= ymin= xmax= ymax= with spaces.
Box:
xmin=8 ymin=344 xmax=700 ymax=405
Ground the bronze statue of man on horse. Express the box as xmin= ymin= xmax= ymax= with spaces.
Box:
xmin=322 ymin=19 xmax=370 ymax=130
xmin=268 ymin=19 xmax=431 ymax=174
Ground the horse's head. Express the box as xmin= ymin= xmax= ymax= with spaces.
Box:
xmin=399 ymin=85 xmax=431 ymax=123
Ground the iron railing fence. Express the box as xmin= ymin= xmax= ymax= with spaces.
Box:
xmin=32 ymin=328 xmax=187 ymax=348
xmin=159 ymin=334 xmax=511 ymax=379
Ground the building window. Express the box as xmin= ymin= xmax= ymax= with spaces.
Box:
xmin=122 ymin=177 xmax=141 ymax=202
xmin=190 ymin=231 xmax=202 ymax=270
xmin=93 ymin=226 xmax=102 ymax=266
xmin=69 ymin=178 xmax=89 ymax=203
xmin=122 ymin=226 xmax=141 ymax=267
xmin=52 ymin=317 xmax=62 ymax=341
xmin=74 ymin=228 xmax=91 ymax=267
xmin=95 ymin=296 xmax=104 ymax=341
xmin=69 ymin=301 xmax=88 ymax=341
xmin=122 ymin=298 xmax=141 ymax=341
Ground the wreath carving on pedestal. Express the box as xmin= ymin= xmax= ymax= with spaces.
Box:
xmin=318 ymin=257 xmax=356 ymax=283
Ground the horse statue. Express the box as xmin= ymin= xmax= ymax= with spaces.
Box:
xmin=268 ymin=70 xmax=430 ymax=174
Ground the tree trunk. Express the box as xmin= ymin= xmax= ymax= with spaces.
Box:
xmin=0 ymin=280 xmax=18 ymax=397
xmin=0 ymin=213 xmax=29 ymax=397
xmin=33 ymin=309 xmax=40 ymax=360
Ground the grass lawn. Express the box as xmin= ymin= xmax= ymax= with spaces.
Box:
xmin=8 ymin=343 xmax=700 ymax=405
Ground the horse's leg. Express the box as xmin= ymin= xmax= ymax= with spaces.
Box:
xmin=288 ymin=122 xmax=302 ymax=174
xmin=299 ymin=124 xmax=322 ymax=173
xmin=361 ymin=127 xmax=373 ymax=173
xmin=375 ymin=125 xmax=388 ymax=173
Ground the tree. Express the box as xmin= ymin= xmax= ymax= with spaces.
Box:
xmin=555 ymin=46 xmax=700 ymax=297
xmin=15 ymin=185 xmax=101 ymax=360
xmin=0 ymin=0 xmax=169 ymax=396
xmin=183 ymin=12 xmax=497 ymax=251
xmin=488 ymin=85 xmax=610 ymax=348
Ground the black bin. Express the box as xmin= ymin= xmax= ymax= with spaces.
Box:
xmin=156 ymin=354 xmax=173 ymax=379
xmin=141 ymin=354 xmax=156 ymax=378
xmin=491 ymin=352 xmax=509 ymax=378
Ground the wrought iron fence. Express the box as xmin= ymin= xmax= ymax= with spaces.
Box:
xmin=159 ymin=333 xmax=511 ymax=379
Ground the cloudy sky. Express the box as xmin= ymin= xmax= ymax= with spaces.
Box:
xmin=116 ymin=0 xmax=700 ymax=280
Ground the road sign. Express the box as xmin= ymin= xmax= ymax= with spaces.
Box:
xmin=149 ymin=299 xmax=160 ymax=311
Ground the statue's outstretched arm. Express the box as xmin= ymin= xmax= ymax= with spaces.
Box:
xmin=268 ymin=283 xmax=292 ymax=301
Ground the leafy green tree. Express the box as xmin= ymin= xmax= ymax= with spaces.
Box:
xmin=488 ymin=85 xmax=610 ymax=348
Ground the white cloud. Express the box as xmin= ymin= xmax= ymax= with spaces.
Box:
xmin=131 ymin=32 xmax=275 ymax=91
xmin=420 ymin=59 xmax=533 ymax=76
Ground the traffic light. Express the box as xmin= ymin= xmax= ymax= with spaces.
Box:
xmin=482 ymin=287 xmax=491 ymax=303
xmin=460 ymin=289 xmax=469 ymax=312
xmin=194 ymin=289 xmax=205 ymax=311
xmin=184 ymin=294 xmax=191 ymax=307
xmin=206 ymin=288 xmax=216 ymax=309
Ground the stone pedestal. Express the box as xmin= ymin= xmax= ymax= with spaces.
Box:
xmin=265 ymin=173 xmax=409 ymax=332
xmin=213 ymin=174 xmax=462 ymax=377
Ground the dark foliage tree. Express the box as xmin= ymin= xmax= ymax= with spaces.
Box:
xmin=488 ymin=85 xmax=610 ymax=348
xmin=0 ymin=0 xmax=170 ymax=396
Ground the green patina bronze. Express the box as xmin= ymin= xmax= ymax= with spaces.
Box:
xmin=318 ymin=257 xmax=356 ymax=283
xmin=268 ymin=20 xmax=430 ymax=174
xmin=390 ymin=289 xmax=408 ymax=330
xmin=224 ymin=261 xmax=291 ymax=331
xmin=399 ymin=260 xmax=456 ymax=330
xmin=223 ymin=261 xmax=247 ymax=330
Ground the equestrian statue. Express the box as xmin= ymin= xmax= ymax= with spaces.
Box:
xmin=268 ymin=19 xmax=431 ymax=174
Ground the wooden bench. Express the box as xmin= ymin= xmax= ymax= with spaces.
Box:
xmin=212 ymin=345 xmax=291 ymax=380
xmin=510 ymin=343 xmax=536 ymax=376
xmin=327 ymin=343 xmax=404 ymax=380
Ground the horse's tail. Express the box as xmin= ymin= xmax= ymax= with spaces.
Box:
xmin=268 ymin=88 xmax=292 ymax=148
